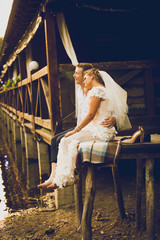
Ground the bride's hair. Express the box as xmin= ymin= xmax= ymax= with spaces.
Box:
xmin=84 ymin=68 xmax=105 ymax=86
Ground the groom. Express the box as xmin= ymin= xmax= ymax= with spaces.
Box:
xmin=38 ymin=63 xmax=120 ymax=189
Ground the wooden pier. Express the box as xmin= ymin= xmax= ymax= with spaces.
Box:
xmin=0 ymin=1 xmax=160 ymax=239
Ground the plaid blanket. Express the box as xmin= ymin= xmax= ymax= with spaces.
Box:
xmin=77 ymin=140 xmax=121 ymax=166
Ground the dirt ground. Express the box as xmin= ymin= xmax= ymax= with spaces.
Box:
xmin=0 ymin=135 xmax=160 ymax=240
xmin=1 ymin=165 xmax=160 ymax=240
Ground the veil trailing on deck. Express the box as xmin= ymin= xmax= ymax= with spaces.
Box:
xmin=99 ymin=71 xmax=132 ymax=131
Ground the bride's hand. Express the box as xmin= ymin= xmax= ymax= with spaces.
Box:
xmin=65 ymin=130 xmax=76 ymax=138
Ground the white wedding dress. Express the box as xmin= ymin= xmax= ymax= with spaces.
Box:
xmin=53 ymin=86 xmax=117 ymax=188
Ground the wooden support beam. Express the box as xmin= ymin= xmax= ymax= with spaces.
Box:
xmin=13 ymin=120 xmax=23 ymax=172
xmin=118 ymin=69 xmax=142 ymax=86
xmin=146 ymin=158 xmax=154 ymax=240
xmin=40 ymin=77 xmax=51 ymax=117
xmin=81 ymin=164 xmax=95 ymax=240
xmin=37 ymin=140 xmax=50 ymax=186
xmin=6 ymin=114 xmax=14 ymax=153
xmin=59 ymin=60 xmax=160 ymax=72
xmin=54 ymin=186 xmax=75 ymax=209
xmin=24 ymin=127 xmax=39 ymax=190
xmin=112 ymin=166 xmax=126 ymax=219
xmin=18 ymin=55 xmax=24 ymax=117
xmin=2 ymin=111 xmax=8 ymax=140
xmin=20 ymin=125 xmax=27 ymax=175
xmin=135 ymin=159 xmax=144 ymax=229
xmin=74 ymin=173 xmax=83 ymax=230
xmin=44 ymin=8 xmax=62 ymax=137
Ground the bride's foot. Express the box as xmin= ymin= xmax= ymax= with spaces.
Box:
xmin=47 ymin=182 xmax=58 ymax=189
xmin=37 ymin=177 xmax=54 ymax=189
xmin=47 ymin=177 xmax=79 ymax=190
xmin=37 ymin=162 xmax=57 ymax=189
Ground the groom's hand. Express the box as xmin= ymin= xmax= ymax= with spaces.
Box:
xmin=101 ymin=116 xmax=116 ymax=129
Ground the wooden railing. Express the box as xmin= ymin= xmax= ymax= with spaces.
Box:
xmin=0 ymin=66 xmax=55 ymax=144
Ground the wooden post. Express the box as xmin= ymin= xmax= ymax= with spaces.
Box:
xmin=54 ymin=186 xmax=75 ymax=209
xmin=44 ymin=7 xmax=62 ymax=137
xmin=6 ymin=114 xmax=14 ymax=153
xmin=11 ymin=115 xmax=16 ymax=155
xmin=135 ymin=158 xmax=144 ymax=229
xmin=146 ymin=158 xmax=154 ymax=240
xmin=13 ymin=120 xmax=22 ymax=171
xmin=37 ymin=140 xmax=50 ymax=185
xmin=17 ymin=54 xmax=25 ymax=117
xmin=0 ymin=109 xmax=2 ymax=130
xmin=112 ymin=166 xmax=126 ymax=219
xmin=3 ymin=112 xmax=8 ymax=140
xmin=81 ymin=164 xmax=95 ymax=240
xmin=20 ymin=125 xmax=27 ymax=175
xmin=74 ymin=172 xmax=83 ymax=230
xmin=24 ymin=127 xmax=39 ymax=190
xmin=0 ymin=109 xmax=5 ymax=134
xmin=6 ymin=114 xmax=10 ymax=144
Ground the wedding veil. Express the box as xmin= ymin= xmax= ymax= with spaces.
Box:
xmin=99 ymin=71 xmax=132 ymax=131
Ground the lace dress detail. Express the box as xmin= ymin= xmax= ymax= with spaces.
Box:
xmin=53 ymin=86 xmax=117 ymax=188
xmin=84 ymin=87 xmax=116 ymax=141
xmin=87 ymin=86 xmax=106 ymax=99
xmin=53 ymin=138 xmax=79 ymax=188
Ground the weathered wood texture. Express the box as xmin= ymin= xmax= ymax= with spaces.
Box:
xmin=135 ymin=158 xmax=144 ymax=229
xmin=54 ymin=186 xmax=75 ymax=209
xmin=59 ymin=60 xmax=160 ymax=72
xmin=74 ymin=173 xmax=83 ymax=229
xmin=13 ymin=120 xmax=23 ymax=171
xmin=24 ymin=127 xmax=39 ymax=190
xmin=37 ymin=141 xmax=50 ymax=185
xmin=44 ymin=8 xmax=61 ymax=136
xmin=146 ymin=158 xmax=154 ymax=240
xmin=112 ymin=166 xmax=126 ymax=219
xmin=81 ymin=164 xmax=95 ymax=240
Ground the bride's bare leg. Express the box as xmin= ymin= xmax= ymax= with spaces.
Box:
xmin=46 ymin=132 xmax=98 ymax=189
xmin=37 ymin=162 xmax=57 ymax=189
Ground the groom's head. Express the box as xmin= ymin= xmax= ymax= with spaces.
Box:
xmin=73 ymin=63 xmax=93 ymax=86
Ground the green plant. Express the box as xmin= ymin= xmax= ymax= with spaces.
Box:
xmin=12 ymin=76 xmax=21 ymax=87
xmin=3 ymin=76 xmax=21 ymax=90
xmin=3 ymin=79 xmax=14 ymax=90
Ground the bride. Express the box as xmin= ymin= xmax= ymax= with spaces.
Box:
xmin=48 ymin=68 xmax=131 ymax=189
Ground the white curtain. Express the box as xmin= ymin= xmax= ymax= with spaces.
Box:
xmin=56 ymin=13 xmax=78 ymax=66
xmin=56 ymin=13 xmax=79 ymax=117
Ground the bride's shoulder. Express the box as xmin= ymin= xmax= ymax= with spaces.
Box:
xmin=88 ymin=86 xmax=106 ymax=99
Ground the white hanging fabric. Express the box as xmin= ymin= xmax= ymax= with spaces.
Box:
xmin=56 ymin=13 xmax=79 ymax=118
xmin=56 ymin=13 xmax=79 ymax=66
